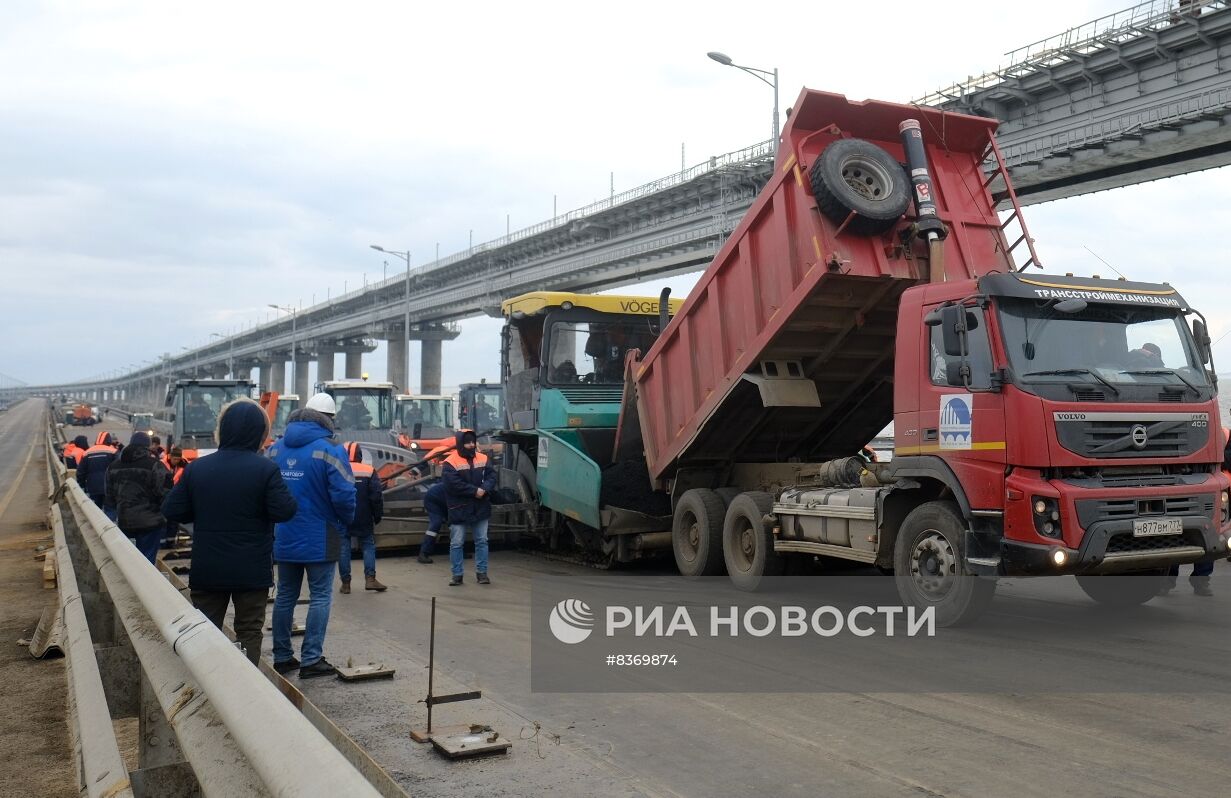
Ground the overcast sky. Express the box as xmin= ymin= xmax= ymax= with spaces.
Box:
xmin=3 ymin=0 xmax=1230 ymax=393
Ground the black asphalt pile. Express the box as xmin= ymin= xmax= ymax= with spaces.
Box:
xmin=601 ymin=459 xmax=671 ymax=516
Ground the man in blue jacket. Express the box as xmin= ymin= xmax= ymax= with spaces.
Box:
xmin=163 ymin=400 xmax=297 ymax=665
xmin=442 ymin=429 xmax=496 ymax=586
xmin=268 ymin=393 xmax=356 ymax=678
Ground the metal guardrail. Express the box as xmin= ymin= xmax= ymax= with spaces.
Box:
xmin=45 ymin=411 xmax=393 ymax=796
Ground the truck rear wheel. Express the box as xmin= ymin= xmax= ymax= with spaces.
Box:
xmin=1075 ymin=572 xmax=1165 ymax=606
xmin=810 ymin=138 xmax=911 ymax=236
xmin=893 ymin=501 xmax=995 ymax=626
xmin=715 ymin=487 xmax=742 ymax=508
xmin=673 ymin=489 xmax=726 ymax=577
xmin=723 ymin=492 xmax=786 ymax=591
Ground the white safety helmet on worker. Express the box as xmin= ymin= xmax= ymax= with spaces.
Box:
xmin=305 ymin=392 xmax=337 ymax=416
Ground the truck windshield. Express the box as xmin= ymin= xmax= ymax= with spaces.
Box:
xmin=272 ymin=399 xmax=298 ymax=433
xmin=997 ymin=300 xmax=1209 ymax=394
xmin=330 ymin=389 xmax=393 ymax=431
xmin=398 ymin=398 xmax=453 ymax=430
xmin=181 ymin=385 xmax=249 ymax=434
xmin=460 ymin=389 xmax=502 ymax=430
xmin=546 ymin=317 xmax=659 ymax=385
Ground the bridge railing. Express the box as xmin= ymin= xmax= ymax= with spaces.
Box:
xmin=45 ymin=411 xmax=398 ymax=796
xmin=915 ymin=1 xmax=1229 ymax=106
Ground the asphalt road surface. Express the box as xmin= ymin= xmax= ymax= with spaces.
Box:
xmin=287 ymin=546 xmax=1231 ymax=798
xmin=7 ymin=403 xmax=1228 ymax=797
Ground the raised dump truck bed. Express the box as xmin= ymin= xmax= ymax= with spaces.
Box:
xmin=625 ymin=89 xmax=1019 ymax=483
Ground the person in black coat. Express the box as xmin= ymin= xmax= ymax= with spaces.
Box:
xmin=105 ymin=432 xmax=171 ymax=563
xmin=162 ymin=399 xmax=297 ymax=665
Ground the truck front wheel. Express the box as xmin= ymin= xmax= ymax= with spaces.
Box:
xmin=893 ymin=501 xmax=995 ymax=626
xmin=723 ymin=492 xmax=786 ymax=591
xmin=673 ymin=489 xmax=727 ymax=577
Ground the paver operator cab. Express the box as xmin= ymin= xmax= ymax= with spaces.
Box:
xmin=165 ymin=379 xmax=253 ymax=459
xmin=500 ymin=89 xmax=1230 ymax=624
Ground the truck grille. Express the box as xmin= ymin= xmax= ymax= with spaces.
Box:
xmin=1075 ymin=495 xmax=1213 ymax=527
xmin=555 ymin=386 xmax=625 ymax=403
xmin=1105 ymin=529 xmax=1204 ymax=554
xmin=1053 ymin=413 xmax=1207 ymax=459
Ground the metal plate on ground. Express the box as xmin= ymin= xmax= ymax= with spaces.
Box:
xmin=336 ymin=663 xmax=396 ymax=682
xmin=266 ymin=622 xmax=306 ymax=635
xmin=428 ymin=725 xmax=510 ymax=759
xmin=29 ymin=603 xmax=64 ymax=658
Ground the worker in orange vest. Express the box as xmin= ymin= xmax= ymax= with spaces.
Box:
xmin=77 ymin=432 xmax=120 ymax=520
xmin=338 ymin=442 xmax=387 ymax=593
xmin=62 ymin=435 xmax=90 ymax=468
xmin=442 ymin=430 xmax=495 ymax=586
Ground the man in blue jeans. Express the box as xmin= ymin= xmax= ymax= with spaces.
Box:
xmin=268 ymin=393 xmax=356 ymax=678
xmin=442 ymin=430 xmax=495 ymax=586
xmin=338 ymin=442 xmax=387 ymax=593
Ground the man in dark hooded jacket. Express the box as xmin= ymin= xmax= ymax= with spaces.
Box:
xmin=162 ymin=399 xmax=297 ymax=666
xmin=106 ymin=432 xmax=172 ymax=562
xmin=268 ymin=395 xmax=356 ymax=678
xmin=442 ymin=429 xmax=496 ymax=586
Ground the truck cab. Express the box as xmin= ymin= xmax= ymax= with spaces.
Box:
xmin=165 ymin=379 xmax=253 ymax=458
xmin=395 ymin=393 xmax=455 ymax=450
xmin=131 ymin=412 xmax=155 ymax=435
xmin=895 ymin=272 xmax=1226 ymax=579
xmin=458 ymin=381 xmax=505 ymax=432
xmin=270 ymin=393 xmax=300 ymax=436
xmin=317 ymin=380 xmax=395 ymax=444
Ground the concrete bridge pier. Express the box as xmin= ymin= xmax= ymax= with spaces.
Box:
xmin=266 ymin=360 xmax=286 ymax=394
xmin=316 ymin=347 xmax=336 ymax=382
xmin=344 ymin=347 xmax=365 ymax=380
xmin=421 ymin=339 xmax=442 ymax=396
xmin=386 ymin=337 xmax=408 ymax=393
xmin=294 ymin=353 xmax=312 ymax=398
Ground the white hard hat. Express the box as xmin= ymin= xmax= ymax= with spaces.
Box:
xmin=305 ymin=393 xmax=336 ymax=415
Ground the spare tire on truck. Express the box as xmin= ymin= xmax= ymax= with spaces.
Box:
xmin=809 ymin=138 xmax=911 ymax=236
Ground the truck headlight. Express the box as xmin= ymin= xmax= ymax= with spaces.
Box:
xmin=1032 ymin=496 xmax=1062 ymax=539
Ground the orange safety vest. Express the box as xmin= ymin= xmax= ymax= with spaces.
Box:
xmin=442 ymin=449 xmax=489 ymax=470
xmin=62 ymin=443 xmax=85 ymax=466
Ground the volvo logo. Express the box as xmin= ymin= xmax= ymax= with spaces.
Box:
xmin=1130 ymin=424 xmax=1149 ymax=449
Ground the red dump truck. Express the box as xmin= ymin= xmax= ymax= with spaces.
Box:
xmin=603 ymin=89 xmax=1230 ymax=624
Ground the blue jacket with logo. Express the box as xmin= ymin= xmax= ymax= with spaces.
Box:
xmin=268 ymin=410 xmax=356 ymax=563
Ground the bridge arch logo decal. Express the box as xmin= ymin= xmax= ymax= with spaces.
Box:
xmin=939 ymin=395 xmax=973 ymax=450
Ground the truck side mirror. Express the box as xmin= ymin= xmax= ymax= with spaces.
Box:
xmin=941 ymin=305 xmax=965 ymax=357
xmin=1193 ymin=318 xmax=1212 ymax=364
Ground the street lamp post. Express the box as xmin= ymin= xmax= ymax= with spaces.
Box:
xmin=180 ymin=346 xmax=198 ymax=378
xmin=369 ymin=245 xmax=412 ymax=391
xmin=211 ymin=332 xmax=234 ymax=378
xmin=707 ymin=51 xmax=779 ymax=150
xmin=269 ymin=304 xmax=298 ymax=392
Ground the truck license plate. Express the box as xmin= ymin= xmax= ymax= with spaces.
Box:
xmin=1133 ymin=518 xmax=1182 ymax=537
